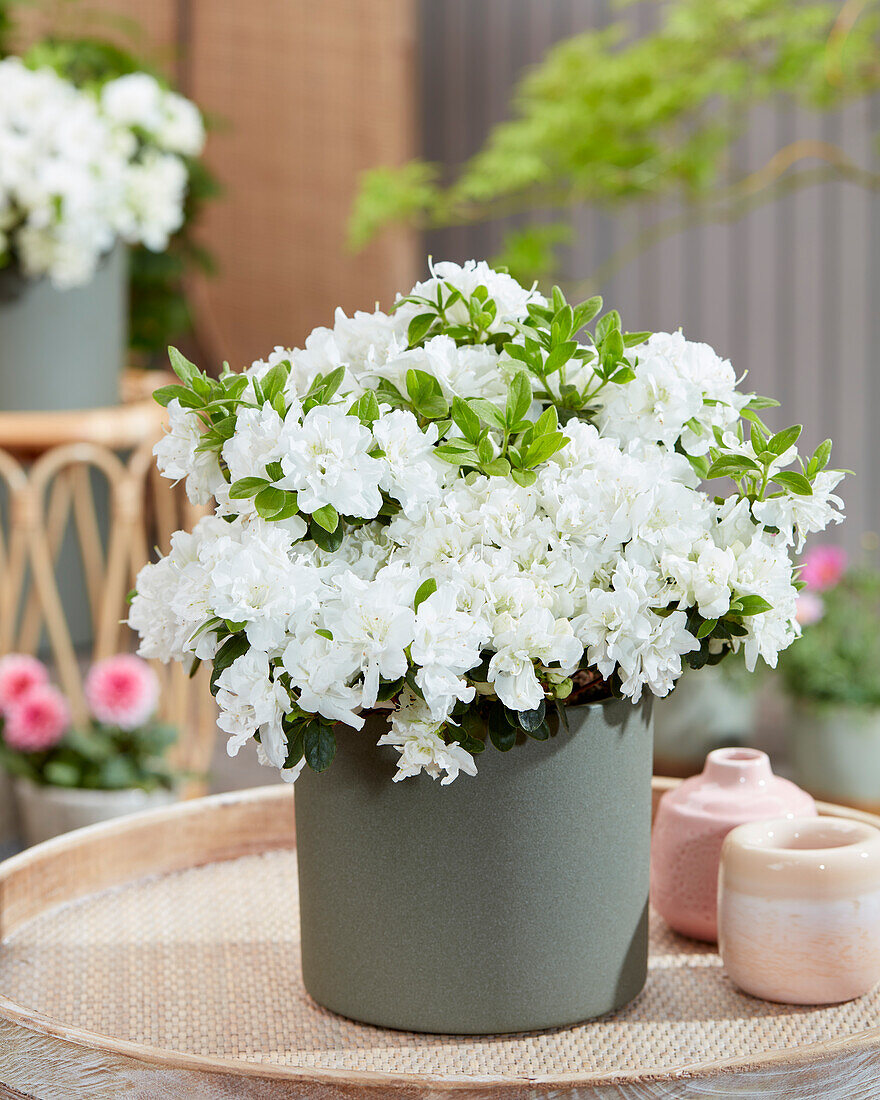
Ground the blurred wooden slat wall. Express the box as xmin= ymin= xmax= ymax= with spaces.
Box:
xmin=18 ymin=0 xmax=419 ymax=369
xmin=422 ymin=0 xmax=878 ymax=549
xmin=188 ymin=0 xmax=419 ymax=367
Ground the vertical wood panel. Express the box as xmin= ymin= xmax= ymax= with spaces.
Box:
xmin=189 ymin=0 xmax=418 ymax=368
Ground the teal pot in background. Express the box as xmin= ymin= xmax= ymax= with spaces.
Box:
xmin=295 ymin=698 xmax=653 ymax=1034
xmin=790 ymin=703 xmax=880 ymax=815
xmin=653 ymin=665 xmax=756 ymax=778
xmin=0 ymin=245 xmax=127 ymax=412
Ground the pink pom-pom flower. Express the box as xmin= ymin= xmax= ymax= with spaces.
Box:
xmin=800 ymin=546 xmax=848 ymax=592
xmin=4 ymin=684 xmax=70 ymax=752
xmin=0 ymin=654 xmax=50 ymax=715
xmin=85 ymin=655 xmax=160 ymax=731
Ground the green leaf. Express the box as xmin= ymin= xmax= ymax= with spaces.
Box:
xmin=304 ymin=723 xmax=337 ymax=772
xmin=531 ymin=405 xmax=558 ymax=438
xmin=284 ymin=730 xmax=305 ymax=770
xmin=451 ymin=396 xmax=482 ymax=442
xmin=506 ymin=371 xmax=533 ymax=426
xmin=813 ymin=439 xmax=832 ymax=471
xmin=261 ymin=360 xmax=290 ymax=402
xmin=414 ymin=578 xmax=437 ymax=611
xmin=706 ymin=456 xmax=761 ymax=479
xmin=468 ymin=398 xmax=507 ymax=431
xmin=511 ymin=468 xmax=537 ymax=487
xmin=572 ymin=295 xmax=602 ymax=329
xmin=168 ymin=346 xmax=200 ymax=386
xmin=517 ymin=700 xmax=546 ymax=731
xmin=229 ymin=477 xmax=269 ymax=499
xmin=732 ymin=594 xmax=773 ymax=616
xmin=771 ymin=470 xmax=813 ymax=496
xmin=482 ymin=457 xmax=511 ymax=477
xmin=525 ymin=431 xmax=567 ymax=467
xmin=153 ymin=384 xmax=201 ymax=409
xmin=254 ymin=486 xmax=287 ymax=519
xmin=311 ymin=504 xmax=339 ymax=532
xmin=767 ymin=424 xmax=802 ymax=455
xmin=407 ymin=312 xmax=436 ymax=347
xmin=622 ymin=331 xmax=651 ymax=347
xmin=543 ymin=340 xmax=577 ymax=375
xmin=44 ymin=761 xmax=81 ymax=787
xmin=746 ymin=395 xmax=781 ymax=411
xmin=489 ymin=721 xmax=517 ymax=752
xmin=595 ymin=310 xmax=621 ymax=343
xmin=348 ymin=391 xmax=381 ymax=426
xmin=696 ymin=618 xmax=717 ymax=639
xmin=310 ymin=519 xmax=344 ymax=552
xmin=405 ymin=367 xmax=442 ymax=406
xmin=610 ymin=366 xmax=636 ymax=385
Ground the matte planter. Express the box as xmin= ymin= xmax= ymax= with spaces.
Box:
xmin=14 ymin=778 xmax=177 ymax=847
xmin=790 ymin=702 xmax=880 ymax=814
xmin=0 ymin=244 xmax=127 ymax=412
xmin=295 ymin=698 xmax=653 ymax=1034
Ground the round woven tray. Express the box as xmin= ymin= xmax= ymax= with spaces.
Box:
xmin=0 ymin=783 xmax=878 ymax=1100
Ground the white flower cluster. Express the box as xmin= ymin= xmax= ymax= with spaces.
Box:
xmin=131 ymin=260 xmax=845 ymax=786
xmin=0 ymin=60 xmax=204 ymax=288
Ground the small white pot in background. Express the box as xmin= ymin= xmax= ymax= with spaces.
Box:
xmin=13 ymin=778 xmax=178 ymax=848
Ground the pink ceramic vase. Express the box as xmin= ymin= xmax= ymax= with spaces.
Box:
xmin=651 ymin=747 xmax=816 ymax=941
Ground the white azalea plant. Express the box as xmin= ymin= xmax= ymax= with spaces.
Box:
xmin=131 ymin=260 xmax=845 ymax=785
xmin=0 ymin=59 xmax=204 ymax=288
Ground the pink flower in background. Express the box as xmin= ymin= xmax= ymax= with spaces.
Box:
xmin=800 ymin=546 xmax=848 ymax=592
xmin=795 ymin=592 xmax=825 ymax=627
xmin=0 ymin=655 xmax=49 ymax=714
xmin=85 ymin=655 xmax=159 ymax=731
xmin=4 ymin=684 xmax=69 ymax=752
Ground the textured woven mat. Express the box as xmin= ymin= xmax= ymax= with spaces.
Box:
xmin=0 ymin=848 xmax=876 ymax=1076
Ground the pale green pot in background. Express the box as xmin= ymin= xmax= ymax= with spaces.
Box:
xmin=295 ymin=697 xmax=653 ymax=1034
xmin=0 ymin=245 xmax=127 ymax=412
xmin=653 ymin=665 xmax=756 ymax=778
xmin=790 ymin=702 xmax=880 ymax=814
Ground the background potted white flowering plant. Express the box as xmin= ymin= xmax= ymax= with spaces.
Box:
xmin=778 ymin=547 xmax=880 ymax=812
xmin=0 ymin=653 xmax=179 ymax=846
xmin=132 ymin=259 xmax=845 ymax=1034
xmin=0 ymin=54 xmax=206 ymax=410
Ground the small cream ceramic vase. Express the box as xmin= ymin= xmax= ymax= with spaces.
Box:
xmin=719 ymin=816 xmax=880 ymax=1004
xmin=651 ymin=747 xmax=816 ymax=942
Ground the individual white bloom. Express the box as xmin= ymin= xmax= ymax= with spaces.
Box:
xmin=396 ymin=259 xmax=544 ymax=336
xmin=154 ymin=399 xmax=224 ymax=505
xmin=597 ymin=341 xmax=703 ymax=451
xmin=378 ymin=690 xmax=478 ymax=784
xmin=370 ymin=410 xmax=448 ymax=518
xmin=410 ymin=586 xmax=489 ymax=719
xmin=322 ymin=566 xmax=418 ymax=707
xmin=752 ymin=470 xmax=845 ymax=551
xmin=101 ymin=73 xmax=165 ymax=132
xmin=732 ymin=533 xmax=800 ymax=671
xmin=489 ymin=607 xmax=582 ymax=711
xmin=121 ymin=149 xmax=188 ymax=251
xmin=313 ymin=521 xmax=391 ymax=581
xmin=155 ymin=90 xmax=205 ymax=156
xmin=279 ymin=404 xmax=383 ymax=518
xmin=207 ymin=520 xmax=322 ymax=653
xmin=281 ymin=627 xmax=364 ymax=728
xmin=214 ymin=648 xmax=290 ymax=766
xmin=220 ymin=401 xmax=302 ymax=493
xmin=663 ymin=538 xmax=738 ymax=620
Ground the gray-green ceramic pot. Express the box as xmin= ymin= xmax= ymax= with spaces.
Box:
xmin=295 ymin=697 xmax=653 ymax=1034
xmin=0 ymin=244 xmax=127 ymax=411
